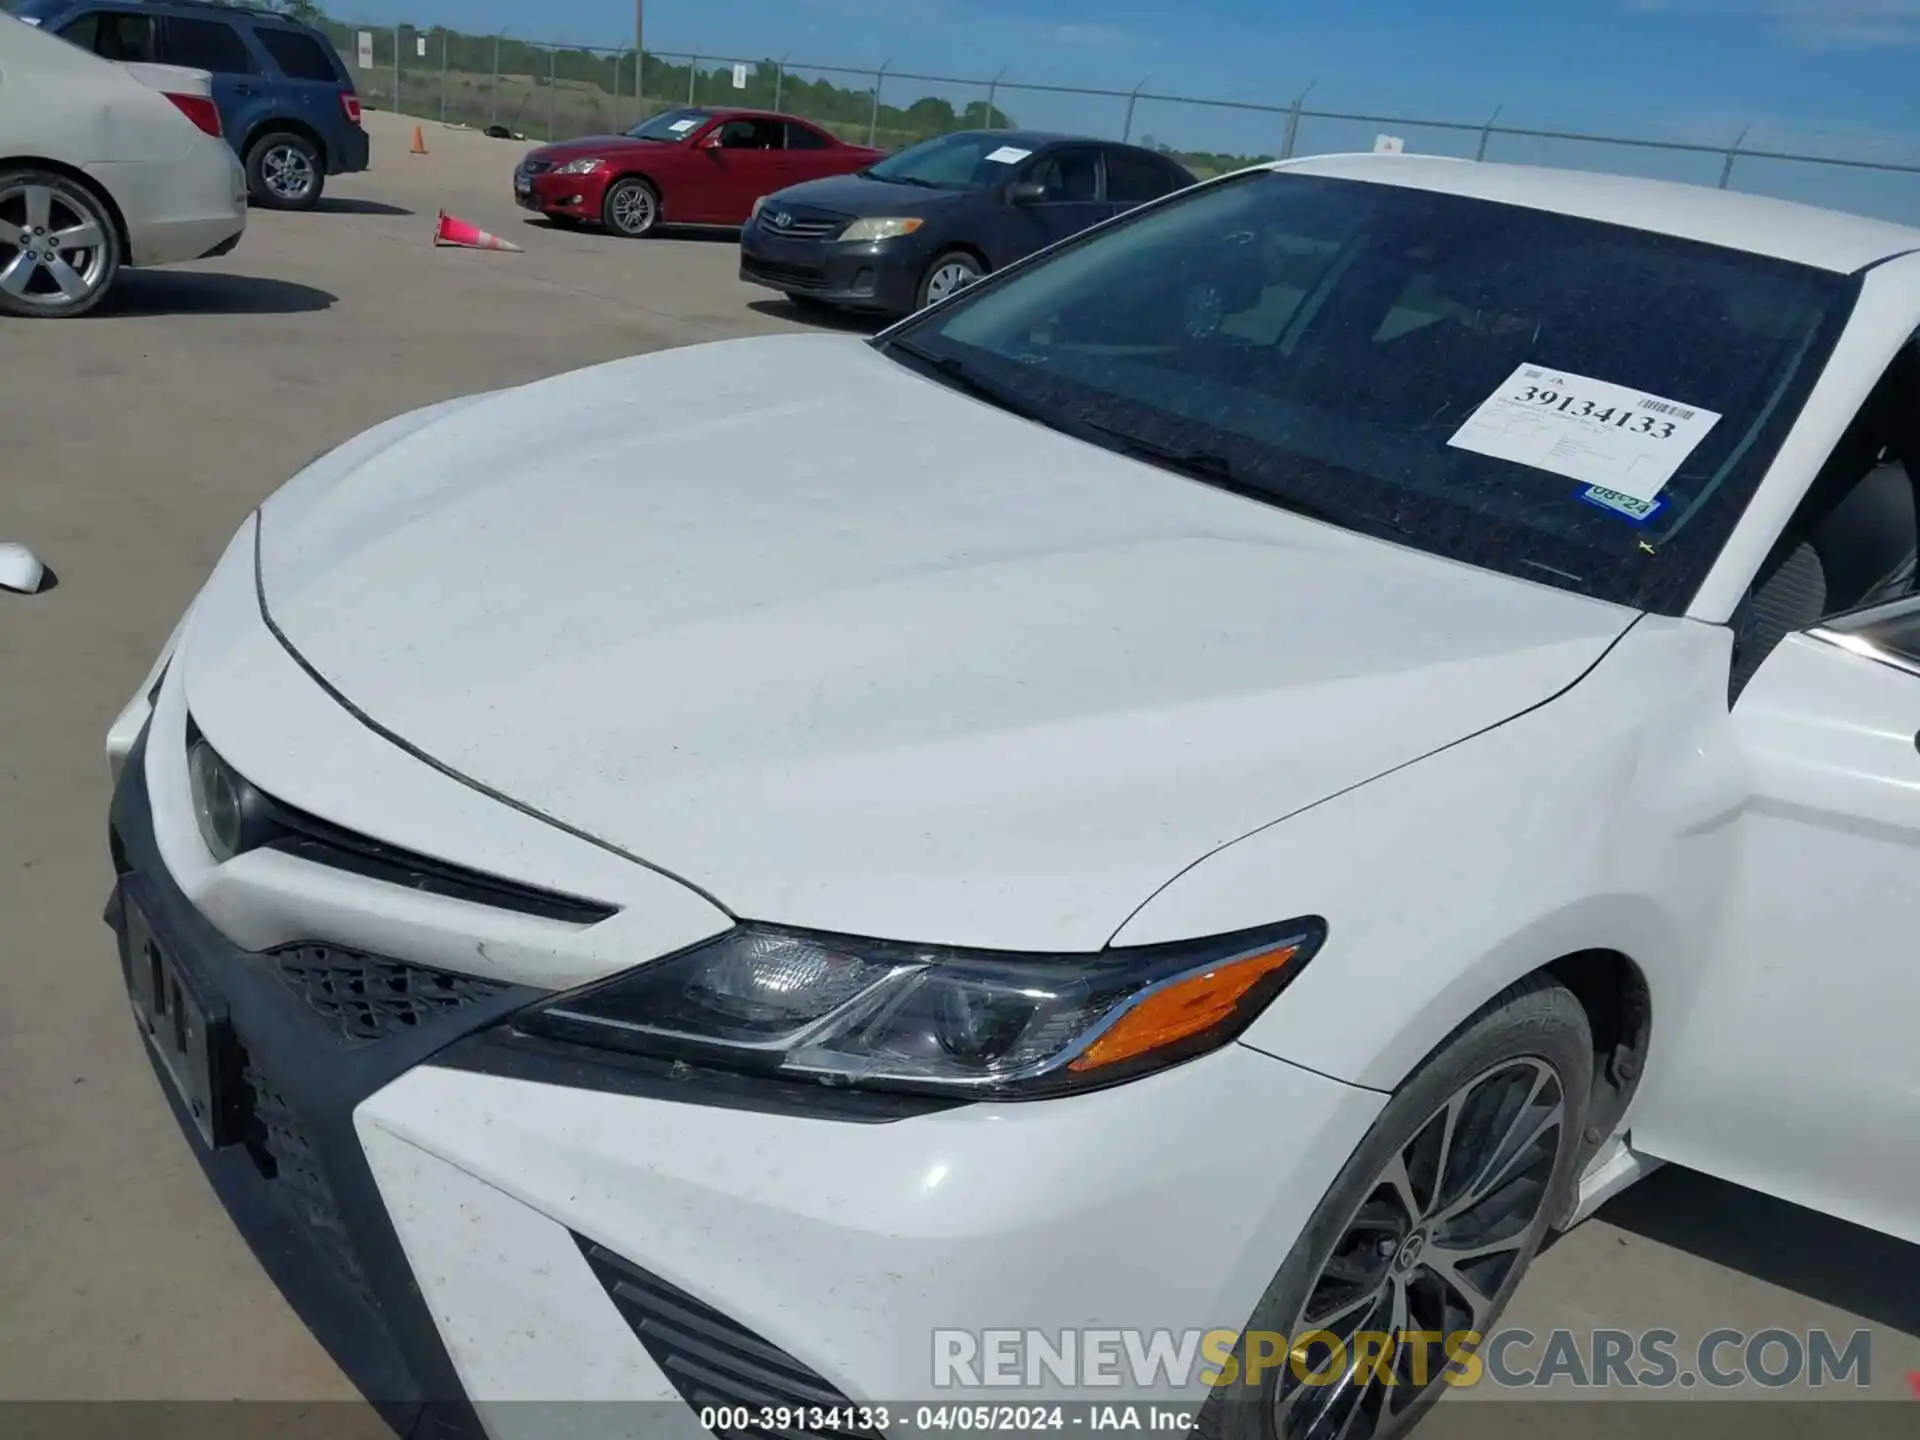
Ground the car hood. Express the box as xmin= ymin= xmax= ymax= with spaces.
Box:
xmin=768 ymin=171 xmax=972 ymax=216
xmin=254 ymin=334 xmax=1633 ymax=951
xmin=529 ymin=134 xmax=666 ymax=162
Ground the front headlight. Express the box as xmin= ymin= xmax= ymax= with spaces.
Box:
xmin=518 ymin=918 xmax=1324 ymax=1098
xmin=185 ymin=733 xmax=281 ymax=863
xmin=553 ymin=157 xmax=606 ymax=175
xmin=838 ymin=216 xmax=926 ymax=243
xmin=750 ymin=195 xmax=768 ymax=221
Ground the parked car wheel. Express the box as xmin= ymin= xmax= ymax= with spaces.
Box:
xmin=1197 ymin=976 xmax=1593 ymax=1440
xmin=602 ymin=178 xmax=660 ymax=238
xmin=917 ymin=249 xmax=985 ymax=310
xmin=0 ymin=168 xmax=121 ymax=319
xmin=246 ymin=132 xmax=324 ymax=211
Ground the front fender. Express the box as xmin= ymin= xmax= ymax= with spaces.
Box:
xmin=1112 ymin=616 xmax=1745 ymax=1104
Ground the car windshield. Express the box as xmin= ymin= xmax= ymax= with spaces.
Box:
xmin=626 ymin=108 xmax=712 ymax=142
xmin=864 ymin=133 xmax=1036 ymax=191
xmin=883 ymin=171 xmax=1856 ymax=614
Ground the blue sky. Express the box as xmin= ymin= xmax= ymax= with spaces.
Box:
xmin=354 ymin=0 xmax=1920 ymax=219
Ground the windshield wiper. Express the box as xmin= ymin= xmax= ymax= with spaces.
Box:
xmin=1082 ymin=423 xmax=1359 ymax=529
xmin=884 ymin=340 xmax=1056 ymax=426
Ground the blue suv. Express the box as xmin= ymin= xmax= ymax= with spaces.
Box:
xmin=13 ymin=0 xmax=368 ymax=209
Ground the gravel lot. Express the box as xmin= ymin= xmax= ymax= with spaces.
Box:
xmin=2 ymin=110 xmax=1915 ymax=1435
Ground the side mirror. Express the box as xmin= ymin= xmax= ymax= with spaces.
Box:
xmin=0 ymin=542 xmax=53 ymax=595
xmin=700 ymin=132 xmax=724 ymax=150
xmin=1007 ymin=180 xmax=1046 ymax=205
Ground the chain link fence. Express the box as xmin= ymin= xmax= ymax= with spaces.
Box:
xmin=325 ymin=20 xmax=1920 ymax=223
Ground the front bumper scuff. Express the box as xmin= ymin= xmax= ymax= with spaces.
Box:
xmin=107 ymin=725 xmax=541 ymax=1440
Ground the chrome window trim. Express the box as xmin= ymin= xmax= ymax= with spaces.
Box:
xmin=1807 ymin=593 xmax=1920 ymax=679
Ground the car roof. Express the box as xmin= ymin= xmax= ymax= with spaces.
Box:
xmin=1264 ymin=152 xmax=1920 ymax=274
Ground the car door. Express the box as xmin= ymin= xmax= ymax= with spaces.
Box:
xmin=699 ymin=117 xmax=792 ymax=224
xmin=248 ymin=23 xmax=349 ymax=157
xmin=1629 ymin=340 xmax=1920 ymax=1244
xmin=1008 ymin=145 xmax=1111 ymax=255
xmin=152 ymin=12 xmax=265 ymax=146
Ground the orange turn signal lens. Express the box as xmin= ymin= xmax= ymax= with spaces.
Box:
xmin=1068 ymin=943 xmax=1302 ymax=1073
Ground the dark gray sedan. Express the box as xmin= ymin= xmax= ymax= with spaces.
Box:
xmin=739 ymin=129 xmax=1197 ymax=317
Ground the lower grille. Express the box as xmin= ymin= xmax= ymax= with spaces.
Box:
xmin=246 ymin=1063 xmax=373 ymax=1306
xmin=273 ymin=945 xmax=508 ymax=1045
xmin=744 ymin=259 xmax=827 ymax=291
xmin=575 ymin=1236 xmax=881 ymax=1438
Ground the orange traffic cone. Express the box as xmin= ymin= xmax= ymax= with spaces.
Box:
xmin=410 ymin=124 xmax=428 ymax=155
xmin=433 ymin=211 xmax=522 ymax=252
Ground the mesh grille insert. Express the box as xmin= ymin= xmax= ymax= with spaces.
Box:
xmin=272 ymin=945 xmax=508 ymax=1045
xmin=574 ymin=1236 xmax=883 ymax=1438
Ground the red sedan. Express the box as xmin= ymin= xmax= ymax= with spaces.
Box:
xmin=513 ymin=107 xmax=884 ymax=238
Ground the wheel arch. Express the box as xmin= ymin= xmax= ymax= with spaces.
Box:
xmin=0 ymin=157 xmax=131 ymax=260
xmin=243 ymin=116 xmax=328 ymax=171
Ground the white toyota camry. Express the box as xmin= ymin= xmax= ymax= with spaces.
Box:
xmin=104 ymin=154 xmax=1920 ymax=1440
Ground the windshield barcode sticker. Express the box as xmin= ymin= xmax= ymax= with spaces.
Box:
xmin=984 ymin=146 xmax=1033 ymax=164
xmin=1448 ymin=362 xmax=1722 ymax=504
xmin=1637 ymin=398 xmax=1697 ymax=420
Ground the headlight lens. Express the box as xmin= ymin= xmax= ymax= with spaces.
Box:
xmin=186 ymin=735 xmax=279 ymax=862
xmin=553 ymin=157 xmax=606 ymax=175
xmin=518 ymin=919 xmax=1324 ymax=1098
xmin=750 ymin=195 xmax=768 ymax=220
xmin=839 ymin=216 xmax=925 ymax=242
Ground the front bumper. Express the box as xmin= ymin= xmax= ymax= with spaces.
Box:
xmin=108 ymin=723 xmax=1384 ymax=1434
xmin=738 ymin=225 xmax=924 ymax=314
xmin=514 ymin=168 xmax=610 ymax=221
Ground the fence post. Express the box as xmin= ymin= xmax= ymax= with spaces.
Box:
xmin=440 ymin=29 xmax=448 ymax=124
xmin=392 ymin=25 xmax=400 ymax=113
xmin=548 ymin=48 xmax=557 ymax=140
xmin=868 ymin=60 xmax=890 ymax=146
xmin=612 ymin=51 xmax=622 ymax=130
xmin=1719 ymin=123 xmax=1750 ymax=189
xmin=985 ymin=67 xmax=1005 ymax=129
xmin=1122 ymin=76 xmax=1148 ymax=143
xmin=1475 ymin=103 xmax=1502 ymax=162
xmin=634 ymin=44 xmax=644 ymax=126
xmin=491 ymin=34 xmax=501 ymax=127
xmin=773 ymin=56 xmax=786 ymax=113
xmin=1280 ymin=80 xmax=1315 ymax=160
xmin=687 ymin=54 xmax=698 ymax=106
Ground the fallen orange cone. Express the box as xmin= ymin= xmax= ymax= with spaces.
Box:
xmin=411 ymin=124 xmax=428 ymax=155
xmin=433 ymin=210 xmax=522 ymax=252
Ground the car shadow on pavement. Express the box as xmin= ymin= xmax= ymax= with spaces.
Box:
xmin=1592 ymin=1165 xmax=1920 ymax=1336
xmin=747 ymin=297 xmax=885 ymax=334
xmin=313 ymin=196 xmax=414 ymax=216
xmin=99 ymin=271 xmax=337 ymax=317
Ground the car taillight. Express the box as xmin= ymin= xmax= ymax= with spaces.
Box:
xmin=164 ymin=92 xmax=222 ymax=138
xmin=341 ymin=92 xmax=362 ymax=126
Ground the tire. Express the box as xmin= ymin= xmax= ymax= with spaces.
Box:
xmin=917 ymin=249 xmax=984 ymax=310
xmin=1198 ymin=976 xmax=1593 ymax=1440
xmin=246 ymin=131 xmax=325 ymax=211
xmin=0 ymin=168 xmax=121 ymax=319
xmin=601 ymin=177 xmax=660 ymax=237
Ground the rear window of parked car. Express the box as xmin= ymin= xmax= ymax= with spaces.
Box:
xmin=1106 ymin=149 xmax=1186 ymax=203
xmin=254 ymin=24 xmax=339 ymax=82
xmin=158 ymin=15 xmax=255 ymax=73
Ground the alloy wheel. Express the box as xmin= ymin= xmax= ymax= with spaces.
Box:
xmin=1272 ymin=1056 xmax=1568 ymax=1440
xmin=0 ymin=180 xmax=114 ymax=316
xmin=262 ymin=144 xmax=317 ymax=203
xmin=610 ymin=183 xmax=656 ymax=235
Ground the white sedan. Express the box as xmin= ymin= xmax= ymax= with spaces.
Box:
xmin=103 ymin=155 xmax=1918 ymax=1439
xmin=0 ymin=12 xmax=245 ymax=317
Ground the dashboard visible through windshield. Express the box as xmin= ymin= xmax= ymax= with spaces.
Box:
xmin=882 ymin=170 xmax=1858 ymax=614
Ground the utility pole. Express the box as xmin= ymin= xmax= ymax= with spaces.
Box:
xmin=641 ymin=0 xmax=656 ymax=120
